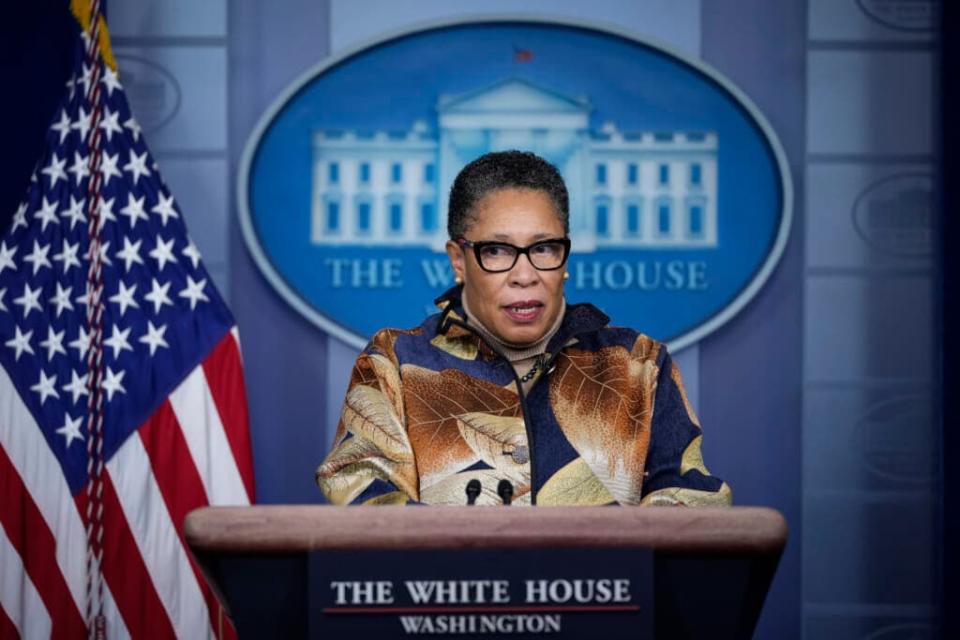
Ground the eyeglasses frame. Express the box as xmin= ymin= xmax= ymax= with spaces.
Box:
xmin=456 ymin=236 xmax=572 ymax=273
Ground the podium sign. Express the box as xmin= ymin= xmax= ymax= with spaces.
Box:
xmin=310 ymin=548 xmax=653 ymax=638
xmin=185 ymin=505 xmax=787 ymax=639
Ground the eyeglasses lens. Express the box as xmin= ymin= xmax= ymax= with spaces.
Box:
xmin=478 ymin=241 xmax=566 ymax=272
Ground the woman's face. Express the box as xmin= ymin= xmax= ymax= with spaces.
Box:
xmin=446 ymin=188 xmax=567 ymax=345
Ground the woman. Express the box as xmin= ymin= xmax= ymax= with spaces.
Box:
xmin=316 ymin=151 xmax=731 ymax=507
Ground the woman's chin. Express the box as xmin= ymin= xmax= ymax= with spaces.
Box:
xmin=497 ymin=324 xmax=546 ymax=345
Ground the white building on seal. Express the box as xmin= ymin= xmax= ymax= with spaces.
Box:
xmin=311 ymin=78 xmax=718 ymax=253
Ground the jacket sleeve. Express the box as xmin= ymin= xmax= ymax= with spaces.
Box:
xmin=315 ymin=335 xmax=420 ymax=505
xmin=640 ymin=347 xmax=732 ymax=506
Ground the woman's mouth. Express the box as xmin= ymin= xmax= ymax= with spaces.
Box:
xmin=503 ymin=301 xmax=544 ymax=323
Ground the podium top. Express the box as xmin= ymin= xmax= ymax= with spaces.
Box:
xmin=184 ymin=505 xmax=787 ymax=555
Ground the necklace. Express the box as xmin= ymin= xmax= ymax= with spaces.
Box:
xmin=519 ymin=354 xmax=545 ymax=383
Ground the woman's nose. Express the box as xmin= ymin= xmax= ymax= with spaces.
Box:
xmin=509 ymin=253 xmax=539 ymax=285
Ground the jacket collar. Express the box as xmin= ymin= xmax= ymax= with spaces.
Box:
xmin=433 ymin=285 xmax=609 ymax=352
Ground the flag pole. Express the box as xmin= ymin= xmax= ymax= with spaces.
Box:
xmin=77 ymin=0 xmax=108 ymax=637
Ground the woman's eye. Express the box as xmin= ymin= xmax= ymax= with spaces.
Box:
xmin=532 ymin=243 xmax=560 ymax=255
xmin=482 ymin=245 xmax=511 ymax=257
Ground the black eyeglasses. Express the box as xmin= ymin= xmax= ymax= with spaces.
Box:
xmin=456 ymin=237 xmax=571 ymax=273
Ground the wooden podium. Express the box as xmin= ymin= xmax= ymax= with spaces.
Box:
xmin=185 ymin=506 xmax=786 ymax=639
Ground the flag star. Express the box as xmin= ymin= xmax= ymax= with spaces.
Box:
xmin=100 ymin=65 xmax=121 ymax=96
xmin=179 ymin=275 xmax=209 ymax=310
xmin=98 ymin=106 xmax=123 ymax=142
xmin=0 ymin=288 xmax=6 ymax=312
xmin=5 ymin=326 xmax=34 ymax=361
xmin=0 ymin=241 xmax=17 ymax=275
xmin=53 ymin=239 xmax=81 ymax=274
xmin=62 ymin=370 xmax=89 ymax=404
xmin=61 ymin=195 xmax=86 ymax=230
xmin=96 ymin=240 xmax=113 ymax=267
xmin=74 ymin=283 xmax=97 ymax=311
xmin=181 ymin=240 xmax=202 ymax=269
xmin=116 ymin=237 xmax=145 ymax=272
xmin=101 ymin=366 xmax=126 ymax=401
xmin=149 ymin=235 xmax=177 ymax=271
xmin=104 ymin=324 xmax=134 ymax=359
xmin=39 ymin=326 xmax=67 ymax=360
xmin=56 ymin=413 xmax=84 ymax=448
xmin=69 ymin=326 xmax=91 ymax=358
xmin=123 ymin=150 xmax=151 ymax=184
xmin=34 ymin=196 xmax=60 ymax=232
xmin=151 ymin=193 xmax=179 ymax=227
xmin=65 ymin=73 xmax=76 ymax=99
xmin=71 ymin=105 xmax=92 ymax=142
xmin=139 ymin=321 xmax=169 ymax=356
xmin=124 ymin=116 xmax=142 ymax=142
xmin=30 ymin=370 xmax=59 ymax=405
xmin=99 ymin=152 xmax=122 ymax=187
xmin=109 ymin=281 xmax=139 ymax=317
xmin=77 ymin=63 xmax=93 ymax=96
xmin=144 ymin=278 xmax=173 ymax=314
xmin=23 ymin=240 xmax=52 ymax=275
xmin=98 ymin=197 xmax=118 ymax=225
xmin=119 ymin=193 xmax=149 ymax=228
xmin=11 ymin=202 xmax=28 ymax=231
xmin=41 ymin=152 xmax=68 ymax=188
xmin=14 ymin=283 xmax=43 ymax=318
xmin=51 ymin=109 xmax=72 ymax=143
xmin=49 ymin=282 xmax=75 ymax=317
xmin=67 ymin=151 xmax=90 ymax=185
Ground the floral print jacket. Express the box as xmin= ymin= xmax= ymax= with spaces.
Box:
xmin=316 ymin=288 xmax=732 ymax=507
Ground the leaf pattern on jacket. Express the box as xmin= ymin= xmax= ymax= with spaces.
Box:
xmin=549 ymin=335 xmax=660 ymax=504
xmin=316 ymin=434 xmax=417 ymax=503
xmin=537 ymin=457 xmax=615 ymax=506
xmin=641 ymin=482 xmax=733 ymax=506
xmin=420 ymin=469 xmax=530 ymax=506
xmin=456 ymin=413 xmax=530 ymax=488
xmin=430 ymin=334 xmax=479 ymax=360
xmin=363 ymin=491 xmax=409 ymax=505
xmin=343 ymin=385 xmax=413 ymax=463
xmin=401 ymin=364 xmax=520 ymax=488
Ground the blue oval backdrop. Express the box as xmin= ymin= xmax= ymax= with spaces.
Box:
xmin=239 ymin=18 xmax=792 ymax=350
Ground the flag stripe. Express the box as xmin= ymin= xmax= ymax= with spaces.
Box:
xmin=0 ymin=367 xmax=87 ymax=617
xmin=107 ymin=432 xmax=209 ymax=638
xmin=0 ymin=597 xmax=19 ymax=640
xmin=139 ymin=399 xmax=228 ymax=639
xmin=0 ymin=444 xmax=85 ymax=638
xmin=92 ymin=473 xmax=176 ymax=639
xmin=169 ymin=364 xmax=249 ymax=507
xmin=99 ymin=577 xmax=132 ymax=640
xmin=201 ymin=332 xmax=255 ymax=502
xmin=0 ymin=524 xmax=52 ymax=639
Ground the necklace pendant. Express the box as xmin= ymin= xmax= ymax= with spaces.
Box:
xmin=510 ymin=445 xmax=530 ymax=465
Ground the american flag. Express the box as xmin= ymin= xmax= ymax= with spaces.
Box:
xmin=0 ymin=5 xmax=253 ymax=639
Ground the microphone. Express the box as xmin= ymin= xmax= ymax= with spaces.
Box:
xmin=465 ymin=479 xmax=481 ymax=505
xmin=497 ymin=479 xmax=514 ymax=506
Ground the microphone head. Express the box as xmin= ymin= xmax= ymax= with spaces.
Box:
xmin=465 ymin=478 xmax=482 ymax=505
xmin=497 ymin=479 xmax=514 ymax=505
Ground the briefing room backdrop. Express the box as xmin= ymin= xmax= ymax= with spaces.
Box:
xmin=0 ymin=1 xmax=943 ymax=639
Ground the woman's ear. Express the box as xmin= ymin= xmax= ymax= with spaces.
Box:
xmin=445 ymin=240 xmax=465 ymax=283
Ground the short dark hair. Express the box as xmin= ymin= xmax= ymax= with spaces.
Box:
xmin=447 ymin=150 xmax=569 ymax=239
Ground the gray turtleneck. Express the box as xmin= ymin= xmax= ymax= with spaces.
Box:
xmin=462 ymin=289 xmax=566 ymax=393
